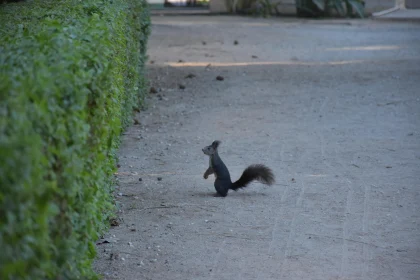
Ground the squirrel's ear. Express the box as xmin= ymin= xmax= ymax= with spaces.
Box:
xmin=212 ymin=140 xmax=221 ymax=149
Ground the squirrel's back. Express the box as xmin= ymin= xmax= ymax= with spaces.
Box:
xmin=211 ymin=152 xmax=231 ymax=182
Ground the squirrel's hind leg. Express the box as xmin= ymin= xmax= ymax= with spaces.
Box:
xmin=214 ymin=180 xmax=228 ymax=197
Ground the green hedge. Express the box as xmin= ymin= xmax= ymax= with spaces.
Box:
xmin=0 ymin=0 xmax=150 ymax=279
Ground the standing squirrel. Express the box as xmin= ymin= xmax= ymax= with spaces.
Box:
xmin=202 ymin=140 xmax=275 ymax=197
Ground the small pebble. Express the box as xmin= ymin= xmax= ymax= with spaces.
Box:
xmin=216 ymin=76 xmax=224 ymax=81
xmin=139 ymin=178 xmax=143 ymax=181
xmin=234 ymin=40 xmax=238 ymax=45
xmin=179 ymin=84 xmax=186 ymax=90
xmin=157 ymin=177 xmax=162 ymax=181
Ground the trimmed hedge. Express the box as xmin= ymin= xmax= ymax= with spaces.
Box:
xmin=0 ymin=0 xmax=150 ymax=279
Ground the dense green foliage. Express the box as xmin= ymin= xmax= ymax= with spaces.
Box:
xmin=0 ymin=0 xmax=150 ymax=279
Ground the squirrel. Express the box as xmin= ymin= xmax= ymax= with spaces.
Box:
xmin=202 ymin=140 xmax=275 ymax=197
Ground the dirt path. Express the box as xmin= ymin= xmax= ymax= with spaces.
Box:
xmin=94 ymin=16 xmax=420 ymax=280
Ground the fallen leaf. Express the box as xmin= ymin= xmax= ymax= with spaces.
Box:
xmin=150 ymin=87 xmax=157 ymax=94
xmin=185 ymin=73 xmax=196 ymax=79
xmin=110 ymin=218 xmax=120 ymax=227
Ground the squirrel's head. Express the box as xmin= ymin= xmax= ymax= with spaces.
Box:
xmin=202 ymin=140 xmax=220 ymax=156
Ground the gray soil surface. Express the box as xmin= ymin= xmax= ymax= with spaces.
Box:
xmin=94 ymin=16 xmax=420 ymax=280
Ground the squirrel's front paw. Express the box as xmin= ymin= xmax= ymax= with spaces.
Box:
xmin=203 ymin=173 xmax=208 ymax=179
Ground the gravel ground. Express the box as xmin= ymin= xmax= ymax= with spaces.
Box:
xmin=94 ymin=15 xmax=420 ymax=280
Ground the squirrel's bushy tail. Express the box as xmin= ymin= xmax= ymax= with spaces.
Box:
xmin=231 ymin=164 xmax=275 ymax=190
